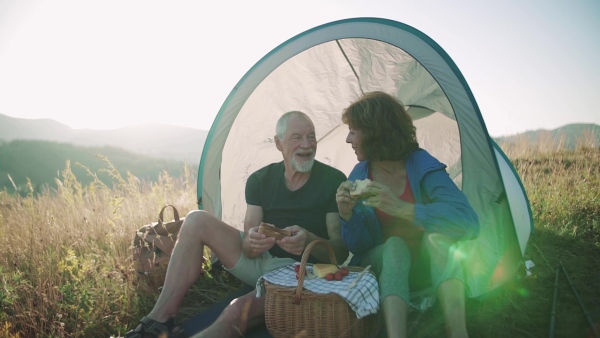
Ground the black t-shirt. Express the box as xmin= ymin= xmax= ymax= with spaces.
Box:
xmin=245 ymin=160 xmax=347 ymax=262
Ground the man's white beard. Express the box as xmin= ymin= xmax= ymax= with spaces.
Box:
xmin=292 ymin=156 xmax=315 ymax=173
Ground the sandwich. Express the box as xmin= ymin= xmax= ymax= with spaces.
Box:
xmin=350 ymin=178 xmax=372 ymax=197
xmin=258 ymin=222 xmax=291 ymax=240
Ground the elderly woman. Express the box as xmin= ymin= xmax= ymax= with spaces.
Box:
xmin=336 ymin=91 xmax=480 ymax=338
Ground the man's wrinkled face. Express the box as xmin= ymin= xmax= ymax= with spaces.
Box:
xmin=276 ymin=115 xmax=317 ymax=173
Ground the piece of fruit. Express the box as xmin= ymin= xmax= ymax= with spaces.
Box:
xmin=339 ymin=268 xmax=349 ymax=276
xmin=294 ymin=265 xmax=300 ymax=272
xmin=313 ymin=264 xmax=339 ymax=278
xmin=335 ymin=272 xmax=343 ymax=281
xmin=325 ymin=273 xmax=335 ymax=281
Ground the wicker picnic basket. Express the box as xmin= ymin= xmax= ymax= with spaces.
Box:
xmin=264 ymin=240 xmax=380 ymax=338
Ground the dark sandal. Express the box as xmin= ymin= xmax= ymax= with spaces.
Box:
xmin=124 ymin=316 xmax=184 ymax=338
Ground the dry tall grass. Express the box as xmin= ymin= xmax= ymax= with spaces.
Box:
xmin=0 ymin=157 xmax=198 ymax=337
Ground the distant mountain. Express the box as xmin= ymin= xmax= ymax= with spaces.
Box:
xmin=0 ymin=140 xmax=194 ymax=194
xmin=494 ymin=123 xmax=600 ymax=150
xmin=0 ymin=114 xmax=208 ymax=163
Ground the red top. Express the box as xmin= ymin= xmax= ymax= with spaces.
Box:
xmin=370 ymin=173 xmax=424 ymax=261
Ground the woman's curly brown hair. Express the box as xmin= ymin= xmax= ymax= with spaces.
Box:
xmin=342 ymin=91 xmax=419 ymax=161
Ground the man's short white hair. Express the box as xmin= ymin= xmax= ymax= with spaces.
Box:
xmin=276 ymin=111 xmax=310 ymax=139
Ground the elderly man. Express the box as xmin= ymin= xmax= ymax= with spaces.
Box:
xmin=126 ymin=111 xmax=348 ymax=338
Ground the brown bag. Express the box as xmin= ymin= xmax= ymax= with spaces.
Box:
xmin=132 ymin=205 xmax=184 ymax=286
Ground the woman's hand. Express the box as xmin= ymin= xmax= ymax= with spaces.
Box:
xmin=361 ymin=181 xmax=415 ymax=221
xmin=336 ymin=181 xmax=358 ymax=221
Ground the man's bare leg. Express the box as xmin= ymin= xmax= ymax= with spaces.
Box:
xmin=192 ymin=290 xmax=266 ymax=338
xmin=438 ymin=278 xmax=468 ymax=338
xmin=145 ymin=210 xmax=244 ymax=322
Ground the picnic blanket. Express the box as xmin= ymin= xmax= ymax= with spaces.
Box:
xmin=181 ymin=284 xmax=272 ymax=338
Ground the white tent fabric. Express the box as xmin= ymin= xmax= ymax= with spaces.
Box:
xmin=493 ymin=142 xmax=533 ymax=256
xmin=197 ymin=18 xmax=533 ymax=298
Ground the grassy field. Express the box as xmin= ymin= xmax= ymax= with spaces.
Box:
xmin=0 ymin=144 xmax=599 ymax=337
xmin=410 ymin=144 xmax=600 ymax=338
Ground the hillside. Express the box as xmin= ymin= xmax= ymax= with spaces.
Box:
xmin=0 ymin=114 xmax=208 ymax=163
xmin=494 ymin=123 xmax=600 ymax=151
xmin=0 ymin=140 xmax=194 ymax=194
xmin=3 ymin=114 xmax=598 ymax=163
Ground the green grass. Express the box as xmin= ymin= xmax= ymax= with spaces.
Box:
xmin=406 ymin=147 xmax=600 ymax=337
xmin=0 ymin=146 xmax=599 ymax=337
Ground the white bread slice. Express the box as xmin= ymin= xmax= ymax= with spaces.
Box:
xmin=350 ymin=178 xmax=372 ymax=197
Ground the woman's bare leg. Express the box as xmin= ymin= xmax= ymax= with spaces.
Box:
xmin=438 ymin=278 xmax=468 ymax=338
xmin=382 ymin=295 xmax=408 ymax=338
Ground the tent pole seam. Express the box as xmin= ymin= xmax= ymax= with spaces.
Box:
xmin=336 ymin=39 xmax=364 ymax=95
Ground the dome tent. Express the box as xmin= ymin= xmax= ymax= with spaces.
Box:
xmin=196 ymin=17 xmax=533 ymax=298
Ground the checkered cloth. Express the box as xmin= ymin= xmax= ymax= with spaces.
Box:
xmin=256 ymin=263 xmax=379 ymax=319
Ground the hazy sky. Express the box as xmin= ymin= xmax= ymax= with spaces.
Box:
xmin=0 ymin=0 xmax=598 ymax=137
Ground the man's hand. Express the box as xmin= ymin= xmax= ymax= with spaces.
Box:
xmin=336 ymin=181 xmax=359 ymax=221
xmin=244 ymin=226 xmax=277 ymax=258
xmin=276 ymin=225 xmax=308 ymax=256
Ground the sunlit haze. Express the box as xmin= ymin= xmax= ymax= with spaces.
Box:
xmin=0 ymin=0 xmax=598 ymax=137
